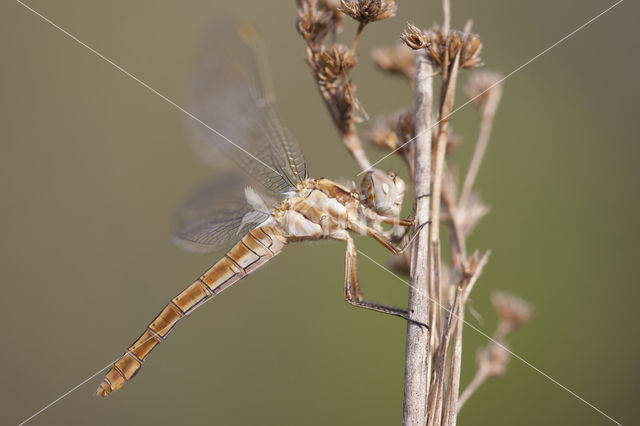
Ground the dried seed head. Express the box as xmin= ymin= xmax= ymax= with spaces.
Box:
xmin=477 ymin=343 xmax=510 ymax=378
xmin=365 ymin=109 xmax=414 ymax=156
xmin=320 ymin=0 xmax=345 ymax=34
xmin=401 ymin=23 xmax=429 ymax=50
xmin=465 ymin=70 xmax=504 ymax=109
xmin=305 ymin=42 xmax=362 ymax=132
xmin=492 ymin=291 xmax=533 ymax=335
xmin=371 ymin=42 xmax=415 ymax=81
xmin=419 ymin=26 xmax=483 ymax=69
xmin=364 ymin=109 xmax=415 ymax=174
xmin=339 ymin=0 xmax=397 ymax=24
xmin=296 ymin=0 xmax=338 ymax=45
xmin=307 ymin=44 xmax=357 ymax=84
xmin=366 ymin=118 xmax=400 ymax=151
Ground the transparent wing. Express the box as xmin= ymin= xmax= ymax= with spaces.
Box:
xmin=172 ymin=174 xmax=273 ymax=254
xmin=188 ymin=20 xmax=308 ymax=195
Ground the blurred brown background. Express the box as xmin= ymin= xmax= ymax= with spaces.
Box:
xmin=2 ymin=1 xmax=638 ymax=425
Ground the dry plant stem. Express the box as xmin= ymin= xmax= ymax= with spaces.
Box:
xmin=443 ymin=306 xmax=465 ymax=425
xmin=428 ymin=52 xmax=461 ymax=352
xmin=342 ymin=128 xmax=372 ymax=170
xmin=442 ymin=252 xmax=489 ymax=425
xmin=456 ymin=367 xmax=488 ymax=411
xmin=351 ymin=22 xmax=365 ymax=53
xmin=402 ymin=49 xmax=433 ymax=426
xmin=427 ymin=284 xmax=460 ymax=426
xmin=442 ymin=181 xmax=466 ymax=262
xmin=442 ymin=0 xmax=451 ymax=34
xmin=459 ymin=88 xmax=501 ymax=203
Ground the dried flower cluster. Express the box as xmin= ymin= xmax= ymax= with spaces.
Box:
xmin=339 ymin=0 xmax=397 ymax=24
xmin=371 ymin=42 xmax=416 ymax=81
xmin=402 ymin=23 xmax=483 ymax=70
xmin=306 ymin=44 xmax=362 ymax=132
xmin=365 ymin=109 xmax=415 ymax=167
xmin=465 ymin=69 xmax=504 ymax=109
xmin=296 ymin=1 xmax=530 ymax=424
xmin=296 ymin=0 xmax=338 ymax=45
xmin=297 ymin=0 xmax=396 ymax=170
xmin=492 ymin=291 xmax=533 ymax=339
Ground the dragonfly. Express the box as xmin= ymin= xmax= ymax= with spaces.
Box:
xmin=96 ymin=22 xmax=425 ymax=397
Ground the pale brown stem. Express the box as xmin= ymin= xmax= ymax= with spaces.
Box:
xmin=426 ymin=281 xmax=460 ymax=426
xmin=456 ymin=366 xmax=488 ymax=412
xmin=402 ymin=48 xmax=433 ymax=426
xmin=442 ymin=251 xmax=489 ymax=425
xmin=442 ymin=181 xmax=466 ymax=262
xmin=342 ymin=128 xmax=372 ymax=170
xmin=442 ymin=305 xmax=464 ymax=426
xmin=428 ymin=50 xmax=461 ymax=354
xmin=459 ymin=87 xmax=502 ymax=203
xmin=442 ymin=0 xmax=451 ymax=34
xmin=351 ymin=21 xmax=365 ymax=53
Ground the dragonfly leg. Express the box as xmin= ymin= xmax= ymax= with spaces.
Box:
xmin=343 ymin=235 xmax=429 ymax=329
xmin=379 ymin=216 xmax=414 ymax=227
xmin=351 ymin=220 xmax=428 ymax=255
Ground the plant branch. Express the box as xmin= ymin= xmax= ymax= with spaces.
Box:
xmin=402 ymin=48 xmax=433 ymax=426
xmin=428 ymin=50 xmax=461 ymax=355
xmin=459 ymin=85 xmax=502 ymax=203
xmin=442 ymin=0 xmax=451 ymax=34
xmin=342 ymin=126 xmax=372 ymax=170
xmin=457 ymin=365 xmax=488 ymax=412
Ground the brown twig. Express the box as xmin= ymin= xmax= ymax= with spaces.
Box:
xmin=402 ymin=47 xmax=433 ymax=426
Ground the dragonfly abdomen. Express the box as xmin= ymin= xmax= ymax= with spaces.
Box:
xmin=96 ymin=225 xmax=287 ymax=397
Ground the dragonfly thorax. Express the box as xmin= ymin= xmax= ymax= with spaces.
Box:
xmin=270 ymin=178 xmax=357 ymax=241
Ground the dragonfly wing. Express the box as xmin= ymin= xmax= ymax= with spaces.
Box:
xmin=189 ymin=20 xmax=308 ymax=195
xmin=172 ymin=174 xmax=273 ymax=254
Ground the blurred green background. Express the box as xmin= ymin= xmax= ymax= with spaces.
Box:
xmin=2 ymin=1 xmax=638 ymax=425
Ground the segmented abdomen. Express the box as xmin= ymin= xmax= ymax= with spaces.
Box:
xmin=96 ymin=225 xmax=286 ymax=397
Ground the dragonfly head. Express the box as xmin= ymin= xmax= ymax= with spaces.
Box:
xmin=359 ymin=169 xmax=406 ymax=217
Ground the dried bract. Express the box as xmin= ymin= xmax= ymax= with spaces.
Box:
xmin=465 ymin=70 xmax=503 ymax=109
xmin=401 ymin=23 xmax=428 ymax=50
xmin=372 ymin=42 xmax=415 ymax=81
xmin=460 ymin=32 xmax=483 ymax=68
xmin=339 ymin=0 xmax=397 ymax=24
xmin=422 ymin=26 xmax=447 ymax=64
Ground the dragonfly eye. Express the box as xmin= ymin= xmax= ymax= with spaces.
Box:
xmin=359 ymin=169 xmax=405 ymax=217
